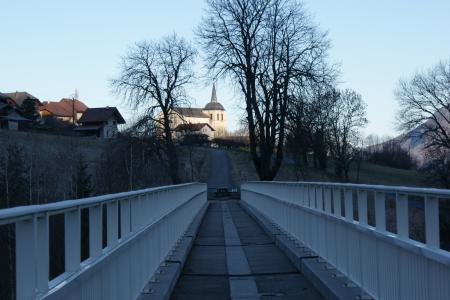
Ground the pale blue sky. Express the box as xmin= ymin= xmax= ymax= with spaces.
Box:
xmin=1 ymin=0 xmax=450 ymax=136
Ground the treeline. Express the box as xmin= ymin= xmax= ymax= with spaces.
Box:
xmin=286 ymin=88 xmax=368 ymax=182
xmin=0 ymin=134 xmax=171 ymax=209
xmin=363 ymin=138 xmax=415 ymax=170
xmin=0 ymin=130 xmax=200 ymax=299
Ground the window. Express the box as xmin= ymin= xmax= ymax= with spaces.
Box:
xmin=210 ymin=114 xmax=213 ymax=120
xmin=217 ymin=113 xmax=219 ymax=120
xmin=221 ymin=114 xmax=223 ymax=121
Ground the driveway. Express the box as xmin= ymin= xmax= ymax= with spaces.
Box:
xmin=207 ymin=149 xmax=232 ymax=189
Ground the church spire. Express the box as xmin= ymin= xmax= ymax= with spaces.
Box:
xmin=211 ymin=82 xmax=218 ymax=103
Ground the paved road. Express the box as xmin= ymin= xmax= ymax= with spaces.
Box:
xmin=207 ymin=149 xmax=232 ymax=189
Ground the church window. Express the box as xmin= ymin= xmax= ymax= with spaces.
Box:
xmin=221 ymin=114 xmax=223 ymax=121
xmin=210 ymin=114 xmax=213 ymax=120
xmin=217 ymin=113 xmax=219 ymax=120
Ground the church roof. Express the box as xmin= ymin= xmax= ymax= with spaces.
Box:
xmin=173 ymin=107 xmax=209 ymax=118
xmin=204 ymin=102 xmax=225 ymax=111
xmin=174 ymin=123 xmax=215 ymax=132
xmin=203 ymin=83 xmax=225 ymax=111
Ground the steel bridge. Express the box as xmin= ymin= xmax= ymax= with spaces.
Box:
xmin=1 ymin=181 xmax=450 ymax=300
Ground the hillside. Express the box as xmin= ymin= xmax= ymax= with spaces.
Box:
xmin=227 ymin=149 xmax=431 ymax=188
xmin=0 ymin=130 xmax=210 ymax=207
xmin=379 ymin=108 xmax=450 ymax=166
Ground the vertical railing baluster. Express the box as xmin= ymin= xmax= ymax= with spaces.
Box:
xmin=375 ymin=191 xmax=386 ymax=232
xmin=316 ymin=186 xmax=323 ymax=211
xmin=396 ymin=193 xmax=409 ymax=239
xmin=131 ymin=196 xmax=139 ymax=232
xmin=358 ymin=190 xmax=368 ymax=225
xmin=309 ymin=186 xmax=314 ymax=208
xmin=36 ymin=214 xmax=49 ymax=295
xmin=107 ymin=201 xmax=119 ymax=247
xmin=89 ymin=204 xmax=103 ymax=257
xmin=16 ymin=217 xmax=38 ymax=300
xmin=344 ymin=189 xmax=353 ymax=221
xmin=65 ymin=209 xmax=81 ymax=272
xmin=425 ymin=195 xmax=440 ymax=249
xmin=324 ymin=188 xmax=332 ymax=214
xmin=302 ymin=185 xmax=307 ymax=206
xmin=120 ymin=198 xmax=131 ymax=239
xmin=333 ymin=188 xmax=341 ymax=217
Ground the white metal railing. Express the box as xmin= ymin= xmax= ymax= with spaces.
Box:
xmin=0 ymin=183 xmax=207 ymax=300
xmin=242 ymin=181 xmax=450 ymax=300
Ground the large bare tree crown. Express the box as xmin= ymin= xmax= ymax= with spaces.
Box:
xmin=111 ymin=34 xmax=197 ymax=184
xmin=111 ymin=34 xmax=197 ymax=117
xmin=197 ymin=0 xmax=333 ymax=180
xmin=396 ymin=59 xmax=450 ymax=150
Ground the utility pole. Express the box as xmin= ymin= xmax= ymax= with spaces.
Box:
xmin=72 ymin=89 xmax=79 ymax=128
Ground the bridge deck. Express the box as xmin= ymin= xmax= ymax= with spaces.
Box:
xmin=170 ymin=201 xmax=323 ymax=299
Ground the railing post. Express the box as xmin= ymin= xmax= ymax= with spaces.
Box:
xmin=301 ymin=185 xmax=307 ymax=206
xmin=375 ymin=191 xmax=386 ymax=232
xmin=396 ymin=193 xmax=409 ymax=239
xmin=333 ymin=188 xmax=341 ymax=217
xmin=131 ymin=195 xmax=139 ymax=231
xmin=16 ymin=217 xmax=38 ymax=300
xmin=324 ymin=188 xmax=332 ymax=214
xmin=65 ymin=209 xmax=81 ymax=273
xmin=316 ymin=186 xmax=323 ymax=211
xmin=425 ymin=196 xmax=440 ymax=249
xmin=107 ymin=201 xmax=119 ymax=247
xmin=89 ymin=204 xmax=103 ymax=257
xmin=358 ymin=190 xmax=368 ymax=225
xmin=308 ymin=186 xmax=314 ymax=208
xmin=344 ymin=189 xmax=353 ymax=221
xmin=36 ymin=215 xmax=49 ymax=295
xmin=120 ymin=198 xmax=131 ymax=239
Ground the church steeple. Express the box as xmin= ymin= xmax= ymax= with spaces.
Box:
xmin=204 ymin=82 xmax=225 ymax=111
xmin=211 ymin=82 xmax=218 ymax=103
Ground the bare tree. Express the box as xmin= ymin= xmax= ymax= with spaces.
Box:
xmin=198 ymin=0 xmax=331 ymax=180
xmin=290 ymin=85 xmax=337 ymax=169
xmin=112 ymin=34 xmax=197 ymax=184
xmin=396 ymin=59 xmax=450 ymax=152
xmin=329 ymin=89 xmax=368 ymax=181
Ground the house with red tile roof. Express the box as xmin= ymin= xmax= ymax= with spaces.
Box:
xmin=39 ymin=98 xmax=88 ymax=123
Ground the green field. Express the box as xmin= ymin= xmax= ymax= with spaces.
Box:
xmin=227 ymin=149 xmax=433 ymax=188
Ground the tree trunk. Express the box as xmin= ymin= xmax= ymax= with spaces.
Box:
xmin=163 ymin=112 xmax=180 ymax=184
xmin=166 ymin=143 xmax=180 ymax=184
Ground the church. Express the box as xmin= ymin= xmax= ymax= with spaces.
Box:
xmin=171 ymin=83 xmax=226 ymax=139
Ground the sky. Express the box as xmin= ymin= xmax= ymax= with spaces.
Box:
xmin=1 ymin=0 xmax=450 ymax=136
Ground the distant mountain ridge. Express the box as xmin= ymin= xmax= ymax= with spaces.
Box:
xmin=387 ymin=108 xmax=450 ymax=166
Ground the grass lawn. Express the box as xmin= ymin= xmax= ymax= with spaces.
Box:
xmin=227 ymin=149 xmax=433 ymax=188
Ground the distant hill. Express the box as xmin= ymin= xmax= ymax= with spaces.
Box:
xmin=382 ymin=107 xmax=450 ymax=166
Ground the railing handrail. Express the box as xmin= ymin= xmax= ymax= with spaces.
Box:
xmin=246 ymin=181 xmax=450 ymax=197
xmin=0 ymin=182 xmax=198 ymax=223
xmin=242 ymin=181 xmax=450 ymax=300
xmin=4 ymin=182 xmax=207 ymax=300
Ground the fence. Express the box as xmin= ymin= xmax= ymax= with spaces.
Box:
xmin=242 ymin=181 xmax=450 ymax=300
xmin=0 ymin=183 xmax=207 ymax=300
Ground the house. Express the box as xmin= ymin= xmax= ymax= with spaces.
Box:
xmin=39 ymin=98 xmax=88 ymax=123
xmin=174 ymin=123 xmax=215 ymax=141
xmin=167 ymin=83 xmax=227 ymax=139
xmin=2 ymin=91 xmax=42 ymax=108
xmin=0 ymin=95 xmax=30 ymax=130
xmin=75 ymin=107 xmax=125 ymax=138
